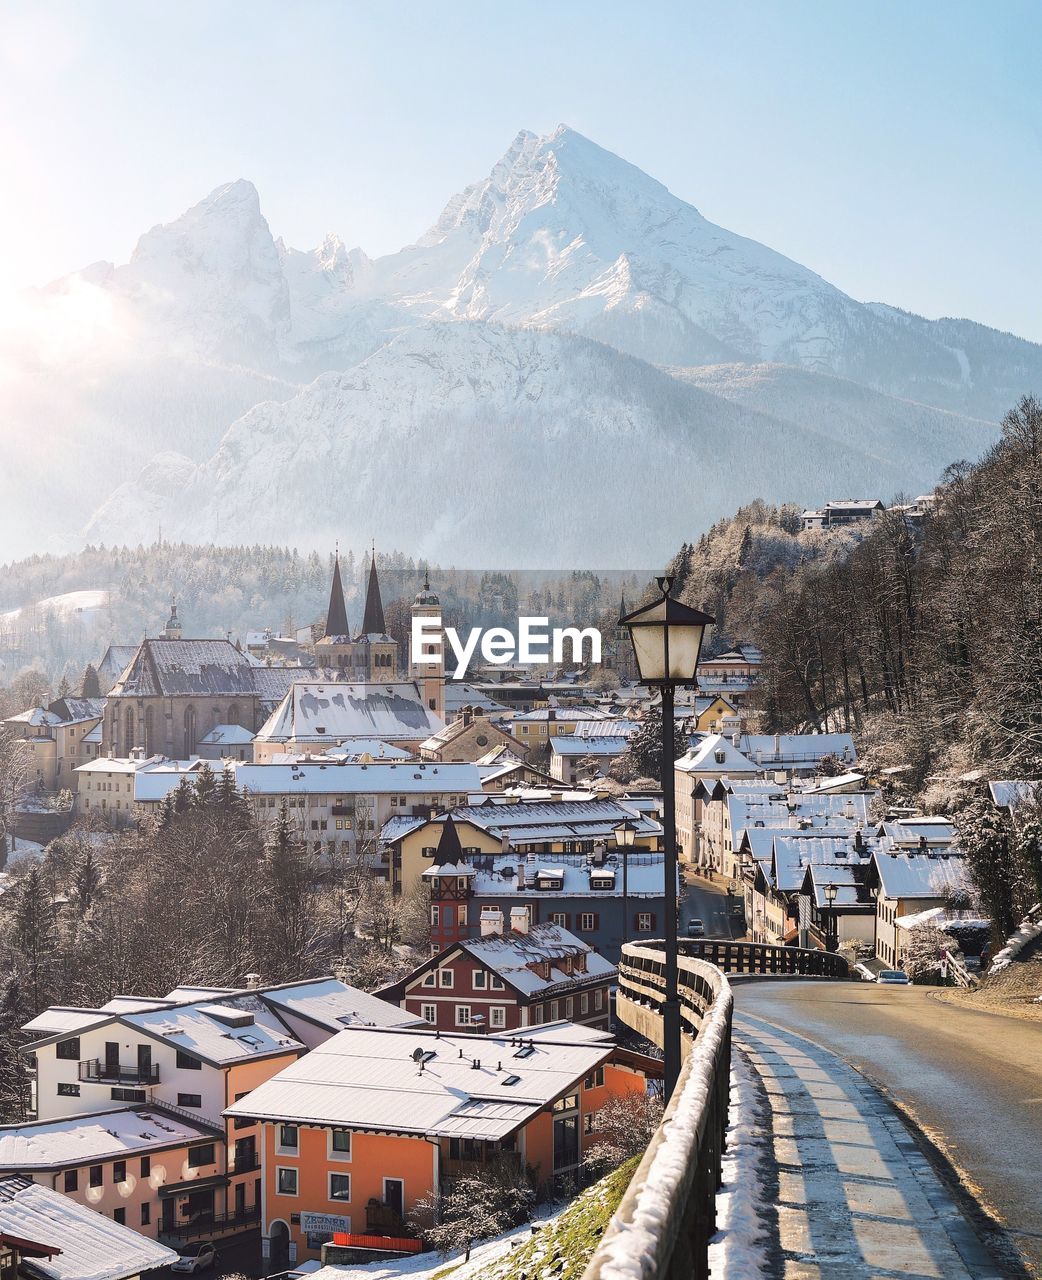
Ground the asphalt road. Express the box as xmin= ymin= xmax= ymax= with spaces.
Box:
xmin=735 ymin=980 xmax=1042 ymax=1275
xmin=680 ymin=873 xmax=744 ymax=939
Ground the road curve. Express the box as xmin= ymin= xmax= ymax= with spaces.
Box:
xmin=734 ymin=980 xmax=1042 ymax=1275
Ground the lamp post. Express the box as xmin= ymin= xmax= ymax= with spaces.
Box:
xmin=615 ymin=818 xmax=638 ymax=950
xmin=620 ymin=576 xmax=714 ymax=1099
xmin=823 ymin=882 xmax=838 ymax=953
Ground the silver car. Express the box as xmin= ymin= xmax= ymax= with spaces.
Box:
xmin=876 ymin=969 xmax=910 ymax=985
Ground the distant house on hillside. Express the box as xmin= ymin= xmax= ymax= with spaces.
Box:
xmin=801 ymin=499 xmax=884 ymax=532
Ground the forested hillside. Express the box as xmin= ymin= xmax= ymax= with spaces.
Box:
xmin=674 ymin=396 xmax=1042 ymax=792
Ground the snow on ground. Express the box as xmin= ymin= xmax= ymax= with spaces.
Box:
xmin=989 ymin=904 xmax=1042 ymax=974
xmin=1 ymin=588 xmax=108 ymax=622
xmin=707 ymin=1048 xmax=773 ymax=1278
xmin=305 ymin=1207 xmax=566 ymax=1280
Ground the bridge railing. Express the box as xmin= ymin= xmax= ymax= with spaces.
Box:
xmin=678 ymin=937 xmax=850 ymax=979
xmin=583 ymin=937 xmax=847 ymax=1280
xmin=583 ymin=945 xmax=732 ymax=1280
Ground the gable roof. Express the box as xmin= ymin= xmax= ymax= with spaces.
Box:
xmin=109 ymin=638 xmax=258 ymax=699
xmin=256 ymin=681 xmax=443 ymax=744
xmin=677 ymin=734 xmax=757 ymax=775
xmin=324 ymin=553 xmax=351 ymax=638
xmin=223 ymin=1024 xmax=615 ymax=1142
xmin=457 ymin=924 xmax=617 ymax=996
xmin=360 ymin=555 xmax=387 ymax=638
xmin=0 ymin=1107 xmax=218 ymax=1171
xmin=0 ymin=1176 xmax=176 ymax=1280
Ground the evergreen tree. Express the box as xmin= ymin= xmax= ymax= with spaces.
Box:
xmin=56 ymin=674 xmax=71 ymax=699
xmin=72 ymin=845 xmax=101 ymax=917
xmin=956 ymin=796 xmax=1019 ymax=940
xmin=0 ymin=978 xmax=32 ymax=1121
xmin=192 ymin=763 xmax=218 ymax=810
xmin=172 ymin=775 xmax=195 ymax=814
xmin=626 ymin=703 xmax=689 ymax=782
xmin=81 ymin=664 xmax=101 ymax=698
xmin=13 ymin=867 xmax=56 ymax=1013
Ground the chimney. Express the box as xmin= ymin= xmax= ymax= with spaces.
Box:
xmin=501 ymin=834 xmax=511 ymax=853
xmin=474 ymin=707 xmax=484 ymax=719
xmin=854 ymin=829 xmax=865 ymax=853
xmin=774 ymin=770 xmax=787 ymax=786
xmin=510 ymin=906 xmax=530 ymax=935
xmin=548 ymin=708 xmax=556 ymax=722
xmin=480 ymin=906 xmax=504 ymax=937
xmin=919 ymin=834 xmax=928 ymax=851
xmin=462 ymin=707 xmax=473 ymax=727
xmin=245 ymin=972 xmax=261 ymax=990
xmin=516 ymin=863 xmax=525 ymax=890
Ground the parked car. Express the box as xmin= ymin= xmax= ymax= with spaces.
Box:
xmin=876 ymin=969 xmax=910 ymax=985
xmin=687 ymin=918 xmax=705 ymax=937
xmin=170 ymin=1244 xmax=218 ymax=1274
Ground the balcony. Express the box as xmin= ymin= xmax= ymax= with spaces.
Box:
xmin=78 ymin=1059 xmax=160 ymax=1085
xmin=229 ymin=1152 xmax=261 ymax=1175
xmin=159 ymin=1204 xmax=260 ymax=1244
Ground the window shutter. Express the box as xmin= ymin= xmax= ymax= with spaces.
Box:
xmin=650 ymin=913 xmax=657 ymax=929
xmin=593 ymin=913 xmax=600 ymax=929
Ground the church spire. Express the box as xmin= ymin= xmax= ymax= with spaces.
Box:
xmin=325 ymin=551 xmax=350 ymax=638
xmin=360 ymin=549 xmax=386 ymax=637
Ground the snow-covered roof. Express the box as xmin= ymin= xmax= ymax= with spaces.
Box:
xmin=457 ymin=924 xmax=617 ymax=996
xmin=234 ymin=760 xmax=481 ymax=795
xmin=256 ymin=681 xmax=443 ymax=743
xmin=121 ymin=998 xmax=302 ymax=1068
xmin=800 ymin=772 xmax=868 ymax=793
xmin=442 ymin=797 xmax=660 ymax=845
xmin=801 ymin=861 xmax=873 ymax=908
xmin=258 ymin=977 xmax=424 ymax=1032
xmin=470 ymin=852 xmax=666 ymax=899
xmin=4 ymin=708 xmax=62 ymax=728
xmin=48 ymin=698 xmax=106 ymax=725
xmin=0 ymin=1176 xmax=177 ymax=1279
xmin=875 ymin=817 xmax=955 ymax=846
xmin=771 ymin=835 xmax=871 ymax=892
xmin=550 ymin=735 xmax=631 ymax=757
xmin=224 ymin=1024 xmax=615 ymax=1141
xmin=81 ymin=722 xmax=103 ymax=745
xmin=321 ymin=739 xmax=414 ymax=761
xmin=442 ymin=682 xmax=512 ymax=718
xmin=20 ymin=1008 xmax=109 ymax=1037
xmin=198 ymin=723 xmax=255 ymax=745
xmin=676 ymin=734 xmax=757 ymax=775
xmin=109 ymin=638 xmax=260 ymax=698
xmin=0 ymin=1107 xmax=217 ymax=1170
xmin=871 ymin=849 xmax=967 ymax=900
xmin=510 ymin=707 xmax=612 ymax=723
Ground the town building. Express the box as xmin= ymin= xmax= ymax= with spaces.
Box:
xmin=800 ymin=499 xmax=885 ymax=532
xmin=507 ymin=706 xmax=614 ymax=746
xmin=419 ymin=706 xmax=522 ymax=764
xmin=224 ymin=1022 xmax=655 ymax=1266
xmin=549 ymin=735 xmax=631 ymax=785
xmin=19 ymin=977 xmax=409 ymax=1249
xmin=867 ymin=845 xmax=968 ymax=969
xmin=252 ymin=682 xmax=443 ymax=762
xmin=2 ymin=699 xmax=104 ymax=795
xmin=379 ymin=884 xmax=616 ymax=1032
xmin=314 ymin=553 xmax=399 ymax=683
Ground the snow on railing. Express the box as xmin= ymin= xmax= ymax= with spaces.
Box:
xmin=583 ymin=947 xmax=732 ymax=1280
xmin=988 ymin=903 xmax=1042 ymax=975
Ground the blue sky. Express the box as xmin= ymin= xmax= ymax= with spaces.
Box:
xmin=2 ymin=0 xmax=1040 ymax=339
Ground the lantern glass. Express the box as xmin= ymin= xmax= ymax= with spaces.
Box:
xmin=614 ymin=820 xmax=637 ymax=848
xmin=620 ymin=580 xmax=715 ymax=685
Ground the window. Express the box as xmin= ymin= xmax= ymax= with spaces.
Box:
xmin=580 ymin=992 xmax=589 ymax=1015
xmin=473 ymin=970 xmax=487 ymax=989
xmin=490 ymin=974 xmax=505 ymax=990
xmin=422 ymin=971 xmax=436 ymax=987
xmin=57 ymin=1082 xmax=80 ymax=1097
xmin=140 ymin=1202 xmax=151 ymax=1226
xmin=584 ymin=1067 xmax=605 ymax=1090
xmin=579 ymin=913 xmax=596 ymax=931
xmin=490 ymin=1006 xmax=507 ymax=1029
xmin=636 ymin=912 xmax=654 ymax=932
xmin=594 ymin=988 xmax=604 ymax=1010
xmin=276 ymin=1166 xmax=298 ymax=1196
xmin=456 ymin=1006 xmax=472 ymax=1026
xmin=64 ymin=1170 xmax=78 ymax=1192
xmin=112 ymin=1161 xmax=126 ymax=1183
xmin=331 ymin=1129 xmax=351 ymax=1159
xmin=55 ymin=1037 xmax=79 ymax=1060
xmin=89 ymin=1165 xmax=102 ymax=1188
xmin=233 ymin=1090 xmax=254 ymax=1130
xmin=584 ymin=1113 xmax=595 ymax=1135
xmin=564 ymin=997 xmax=574 ymax=1018
xmin=175 ymin=1050 xmax=201 ymax=1070
xmin=330 ymin=1172 xmax=351 ymax=1201
xmin=550 ymin=912 xmax=568 ymax=927
xmin=278 ymin=1125 xmax=299 ymax=1153
xmin=439 ymin=970 xmax=454 ymax=989
xmin=114 ymin=1207 xmax=126 ymax=1225
xmin=529 ymin=1004 xmax=543 ymax=1025
xmin=431 ymin=905 xmax=440 ymax=927
xmin=188 ymin=1144 xmax=215 ymax=1168
xmin=552 ymin=1093 xmax=579 ymax=1113
xmin=140 ymin=1156 xmax=151 ymax=1178
xmin=177 ymin=1093 xmax=202 ymax=1108
xmin=112 ymin=1085 xmax=147 ymax=1105
xmin=550 ymin=1000 xmax=560 ymax=1021
xmin=421 ymin=1004 xmax=436 ymax=1024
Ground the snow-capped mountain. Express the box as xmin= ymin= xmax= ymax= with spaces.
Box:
xmin=85 ymin=322 xmax=995 ymax=566
xmin=3 ymin=124 xmax=1039 ymax=562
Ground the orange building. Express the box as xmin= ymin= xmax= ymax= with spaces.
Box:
xmin=226 ymin=1022 xmax=656 ymax=1266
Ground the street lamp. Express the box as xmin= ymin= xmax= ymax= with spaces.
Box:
xmin=823 ymin=882 xmax=838 ymax=953
xmin=614 ymin=819 xmax=638 ymax=949
xmin=620 ymin=576 xmax=715 ymax=1099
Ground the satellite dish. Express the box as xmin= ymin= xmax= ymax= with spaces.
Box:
xmin=412 ymin=1047 xmax=425 ymax=1062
